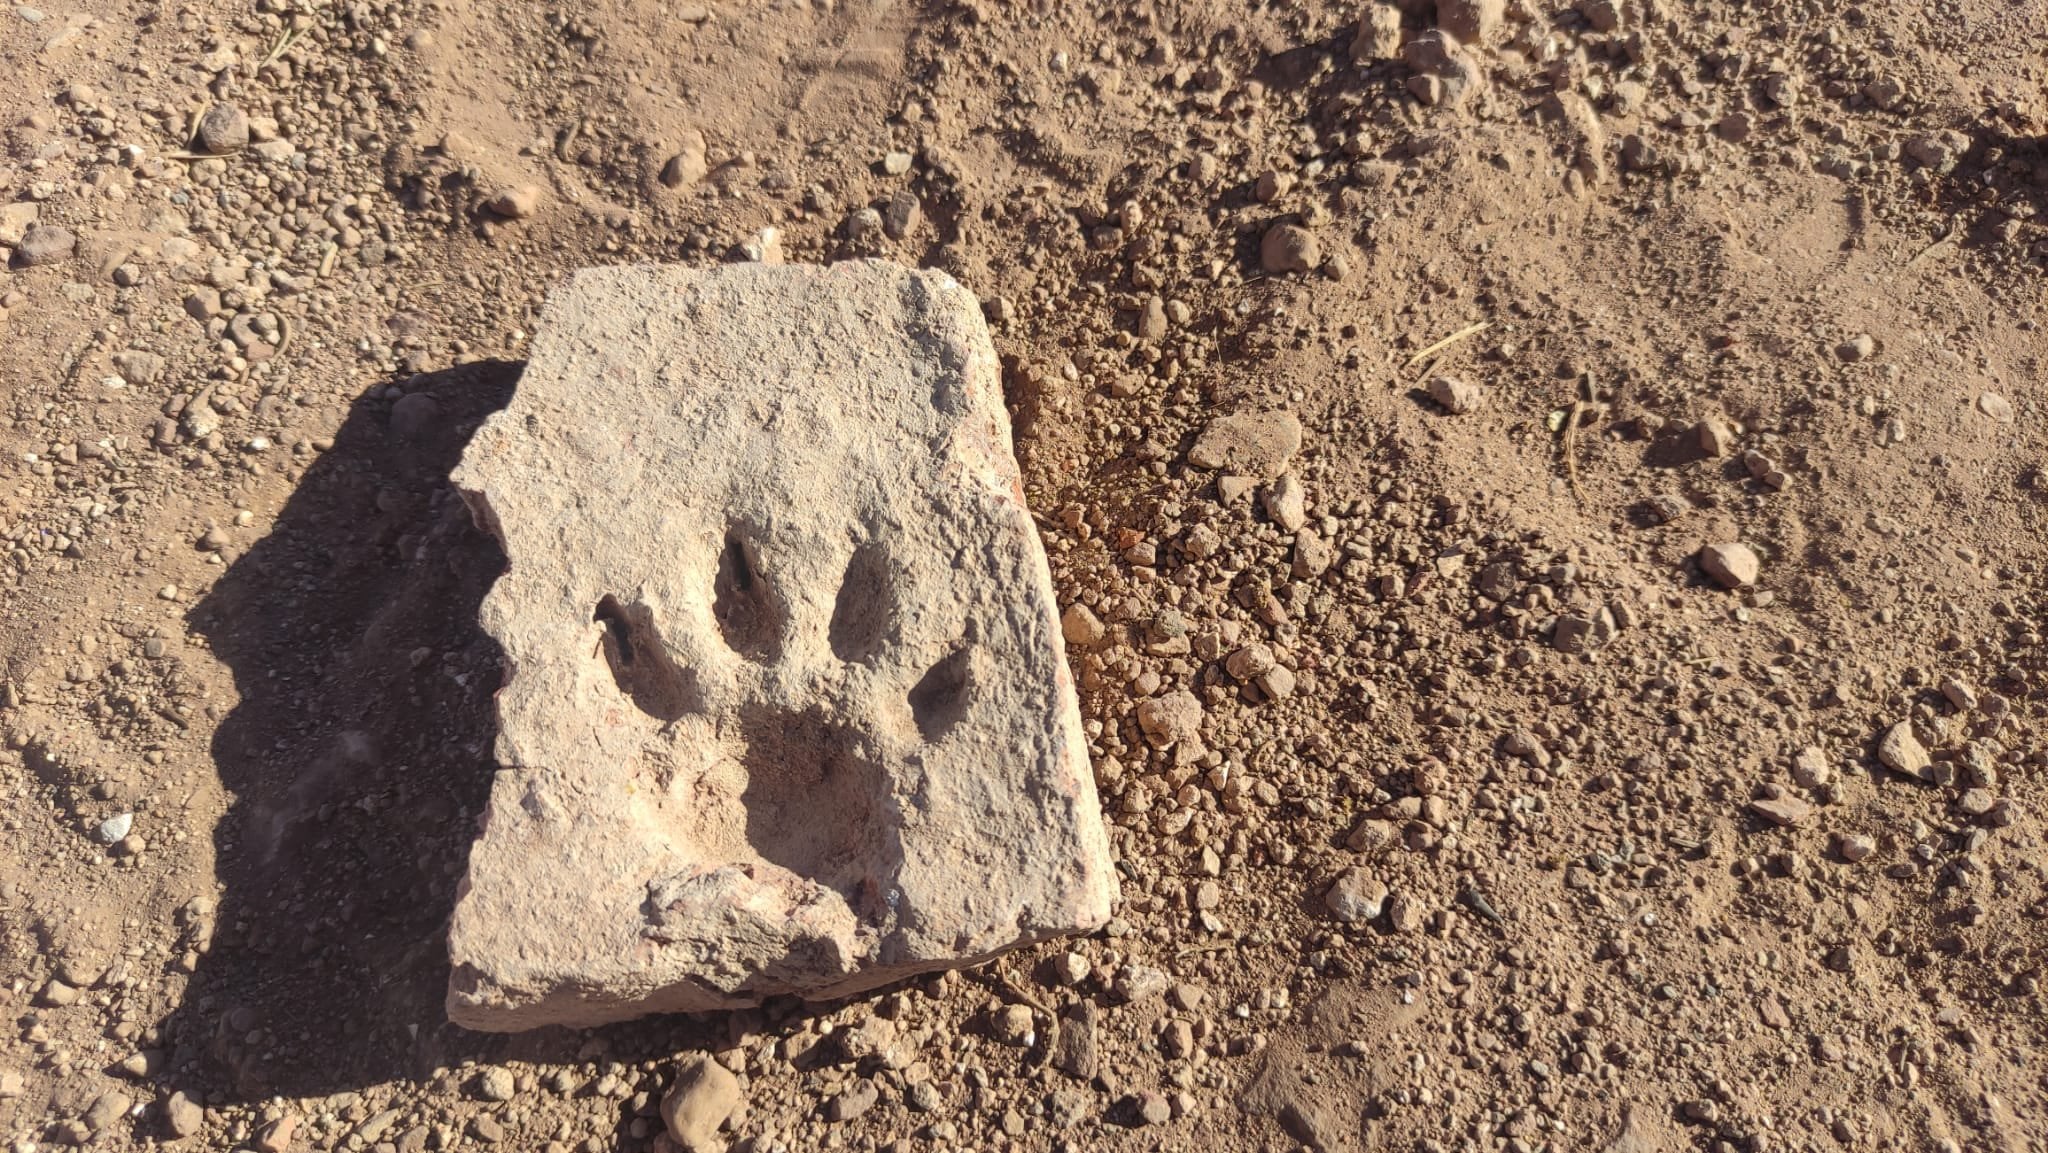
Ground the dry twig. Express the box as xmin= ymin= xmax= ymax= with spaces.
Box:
xmin=1404 ymin=321 xmax=1490 ymax=372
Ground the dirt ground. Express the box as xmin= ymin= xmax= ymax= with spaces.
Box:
xmin=2 ymin=0 xmax=2046 ymax=1149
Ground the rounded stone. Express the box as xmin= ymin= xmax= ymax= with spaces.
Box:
xmin=1698 ymin=542 xmax=1759 ymax=588
xmin=1259 ymin=222 xmax=1320 ymax=274
xmin=197 ymin=104 xmax=250 ymax=154
xmin=13 ymin=224 xmax=76 ymax=267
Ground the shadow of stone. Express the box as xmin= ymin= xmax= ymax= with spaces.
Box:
xmin=149 ymin=358 xmax=984 ymax=1134
xmin=1926 ymin=128 xmax=2048 ymax=253
xmin=157 ymin=361 xmax=524 ymax=1102
xmin=1639 ymin=426 xmax=1713 ymax=470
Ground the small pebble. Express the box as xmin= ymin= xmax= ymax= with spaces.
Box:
xmin=95 ymin=812 xmax=133 ymax=844
xmin=1259 ymin=222 xmax=1319 ymax=274
xmin=988 ymin=1004 xmax=1034 ymax=1047
xmin=475 ymin=1066 xmax=516 ymax=1102
xmin=1325 ymin=866 xmax=1387 ymax=923
xmin=487 ymin=184 xmax=543 ymax=219
xmin=1698 ymin=542 xmax=1760 ymax=588
xmin=197 ymin=103 xmax=250 ymax=154
xmin=1060 ymin=603 xmax=1105 ymax=647
xmin=1427 ymin=375 xmax=1483 ymax=415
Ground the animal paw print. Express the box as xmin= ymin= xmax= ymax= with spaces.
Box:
xmin=585 ymin=521 xmax=982 ymax=982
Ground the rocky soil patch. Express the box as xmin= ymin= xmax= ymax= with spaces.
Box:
xmin=0 ymin=0 xmax=2042 ymax=1148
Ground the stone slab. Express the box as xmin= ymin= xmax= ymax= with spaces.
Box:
xmin=445 ymin=260 xmax=1116 ymax=1030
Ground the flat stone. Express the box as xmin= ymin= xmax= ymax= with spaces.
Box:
xmin=445 ymin=261 xmax=1116 ymax=1030
xmin=82 ymin=1092 xmax=132 ymax=1138
xmin=0 ymin=201 xmax=37 ymax=246
xmin=828 ymin=1079 xmax=879 ymax=1122
xmin=1748 ymin=796 xmax=1813 ymax=827
xmin=13 ymin=223 xmax=74 ymax=266
xmin=1052 ymin=1000 xmax=1098 ymax=1079
xmin=1187 ymin=410 xmax=1301 ymax=477
xmin=1877 ymin=721 xmax=1935 ymax=783
xmin=111 ymin=350 xmax=165 ymax=386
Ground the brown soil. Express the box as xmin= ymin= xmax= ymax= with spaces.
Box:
xmin=1 ymin=0 xmax=2045 ymax=1150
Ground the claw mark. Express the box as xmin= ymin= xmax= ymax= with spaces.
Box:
xmin=593 ymin=595 xmax=698 ymax=722
xmin=712 ymin=526 xmax=784 ymax=661
xmin=908 ymin=646 xmax=975 ymax=741
xmin=829 ymin=540 xmax=896 ymax=665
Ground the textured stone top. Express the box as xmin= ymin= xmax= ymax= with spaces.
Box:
xmin=445 ymin=260 xmax=1115 ymax=1031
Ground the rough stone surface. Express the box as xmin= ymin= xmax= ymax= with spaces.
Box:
xmin=1878 ymin=722 xmax=1934 ymax=782
xmin=1791 ymin=746 xmax=1832 ymax=788
xmin=1436 ymin=0 xmax=1502 ymax=43
xmin=486 ymin=184 xmax=543 ymax=219
xmin=661 ymin=1057 xmax=742 ymax=1153
xmin=0 ymin=202 xmax=38 ymax=247
xmin=1402 ymin=30 xmax=1485 ymax=108
xmin=1258 ymin=222 xmax=1319 ymax=274
xmin=1187 ymin=410 xmax=1302 ymax=477
xmin=1135 ymin=690 xmax=1203 ymax=753
xmin=1325 ymin=866 xmax=1387 ymax=922
xmin=111 ymin=350 xmax=166 ymax=386
xmin=660 ymin=129 xmax=709 ymax=189
xmin=1426 ymin=375 xmax=1482 ymax=414
xmin=1698 ymin=542 xmax=1759 ymax=588
xmin=197 ymin=103 xmax=250 ymax=154
xmin=163 ymin=1090 xmax=203 ymax=1138
xmin=1060 ymin=603 xmax=1105 ymax=647
xmin=445 ymin=261 xmax=1115 ymax=1030
xmin=13 ymin=223 xmax=75 ymax=267
xmin=1352 ymin=4 xmax=1403 ymax=59
xmin=1749 ymin=795 xmax=1813 ymax=827
xmin=1262 ymin=473 xmax=1306 ymax=531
